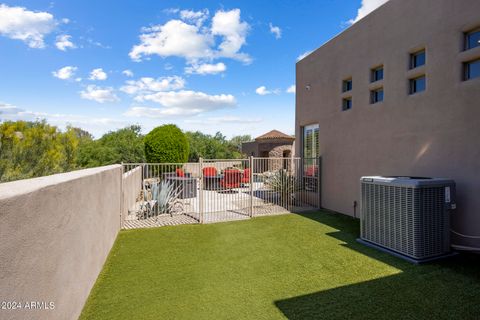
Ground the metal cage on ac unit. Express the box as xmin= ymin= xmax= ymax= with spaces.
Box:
xmin=359 ymin=176 xmax=456 ymax=262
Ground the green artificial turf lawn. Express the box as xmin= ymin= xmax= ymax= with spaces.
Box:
xmin=80 ymin=211 xmax=480 ymax=320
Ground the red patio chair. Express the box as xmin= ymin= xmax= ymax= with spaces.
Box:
xmin=176 ymin=168 xmax=185 ymax=177
xmin=305 ymin=165 xmax=318 ymax=177
xmin=202 ymin=167 xmax=217 ymax=177
xmin=241 ymin=168 xmax=251 ymax=184
xmin=220 ymin=169 xmax=242 ymax=191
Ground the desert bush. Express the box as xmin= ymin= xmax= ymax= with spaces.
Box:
xmin=144 ymin=124 xmax=189 ymax=163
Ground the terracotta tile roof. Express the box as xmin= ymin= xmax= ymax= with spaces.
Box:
xmin=255 ymin=130 xmax=295 ymax=141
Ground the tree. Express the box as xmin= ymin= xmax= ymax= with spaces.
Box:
xmin=185 ymin=131 xmax=250 ymax=161
xmin=76 ymin=125 xmax=145 ymax=168
xmin=144 ymin=124 xmax=189 ymax=163
xmin=185 ymin=131 xmax=209 ymax=162
xmin=228 ymin=135 xmax=251 ymax=157
xmin=229 ymin=135 xmax=252 ymax=152
xmin=0 ymin=120 xmax=80 ymax=182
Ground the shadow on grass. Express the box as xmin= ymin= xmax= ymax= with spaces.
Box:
xmin=274 ymin=211 xmax=480 ymax=320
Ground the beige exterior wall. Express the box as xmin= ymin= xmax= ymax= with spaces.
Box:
xmin=296 ymin=0 xmax=480 ymax=247
xmin=0 ymin=165 xmax=122 ymax=320
xmin=122 ymin=165 xmax=142 ymax=226
xmin=242 ymin=140 xmax=294 ymax=157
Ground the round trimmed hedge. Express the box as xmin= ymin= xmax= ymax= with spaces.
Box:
xmin=144 ymin=124 xmax=189 ymax=163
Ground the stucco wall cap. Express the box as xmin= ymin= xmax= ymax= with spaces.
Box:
xmin=0 ymin=165 xmax=121 ymax=200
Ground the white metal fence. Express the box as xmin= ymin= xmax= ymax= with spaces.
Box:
xmin=121 ymin=157 xmax=320 ymax=229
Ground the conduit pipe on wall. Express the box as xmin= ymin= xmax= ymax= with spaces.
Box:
xmin=451 ymin=245 xmax=480 ymax=252
xmin=451 ymin=230 xmax=480 ymax=252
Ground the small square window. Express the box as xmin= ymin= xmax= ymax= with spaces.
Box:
xmin=410 ymin=50 xmax=426 ymax=69
xmin=409 ymin=76 xmax=426 ymax=94
xmin=465 ymin=28 xmax=480 ymax=51
xmin=464 ymin=59 xmax=480 ymax=81
xmin=371 ymin=66 xmax=384 ymax=82
xmin=342 ymin=98 xmax=352 ymax=111
xmin=342 ymin=79 xmax=352 ymax=92
xmin=370 ymin=88 xmax=384 ymax=104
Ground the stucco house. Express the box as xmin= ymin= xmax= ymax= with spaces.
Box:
xmin=241 ymin=130 xmax=295 ymax=158
xmin=295 ymin=0 xmax=480 ymax=249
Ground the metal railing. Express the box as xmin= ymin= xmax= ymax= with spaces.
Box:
xmin=121 ymin=157 xmax=321 ymax=229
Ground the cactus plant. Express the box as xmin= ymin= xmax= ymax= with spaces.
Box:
xmin=265 ymin=169 xmax=301 ymax=205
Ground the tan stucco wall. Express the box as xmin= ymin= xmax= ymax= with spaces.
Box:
xmin=296 ymin=0 xmax=480 ymax=247
xmin=242 ymin=140 xmax=295 ymax=157
xmin=241 ymin=141 xmax=258 ymax=156
xmin=0 ymin=165 xmax=122 ymax=320
xmin=122 ymin=166 xmax=142 ymax=226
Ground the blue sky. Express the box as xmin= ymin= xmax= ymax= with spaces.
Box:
xmin=0 ymin=0 xmax=387 ymax=138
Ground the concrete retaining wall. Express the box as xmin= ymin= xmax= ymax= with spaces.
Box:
xmin=0 ymin=165 xmax=122 ymax=320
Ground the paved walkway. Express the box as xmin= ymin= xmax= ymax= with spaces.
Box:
xmin=123 ymin=214 xmax=198 ymax=230
xmin=123 ymin=181 xmax=318 ymax=230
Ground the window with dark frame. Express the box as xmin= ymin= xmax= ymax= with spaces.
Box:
xmin=303 ymin=124 xmax=319 ymax=159
xmin=410 ymin=50 xmax=426 ymax=69
xmin=371 ymin=66 xmax=384 ymax=82
xmin=342 ymin=97 xmax=352 ymax=111
xmin=464 ymin=59 xmax=480 ymax=81
xmin=370 ymin=88 xmax=384 ymax=104
xmin=465 ymin=28 xmax=480 ymax=51
xmin=409 ymin=76 xmax=426 ymax=94
xmin=342 ymin=79 xmax=352 ymax=92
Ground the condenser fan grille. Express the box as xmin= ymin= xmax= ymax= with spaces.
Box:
xmin=361 ymin=177 xmax=453 ymax=260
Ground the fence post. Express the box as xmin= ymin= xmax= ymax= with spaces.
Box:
xmin=120 ymin=162 xmax=124 ymax=229
xmin=317 ymin=156 xmax=322 ymax=209
xmin=249 ymin=156 xmax=254 ymax=217
xmin=199 ymin=157 xmax=204 ymax=223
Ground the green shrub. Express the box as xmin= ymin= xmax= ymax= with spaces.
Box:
xmin=144 ymin=124 xmax=189 ymax=163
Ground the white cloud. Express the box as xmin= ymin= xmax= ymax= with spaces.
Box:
xmin=127 ymin=90 xmax=236 ymax=117
xmin=297 ymin=50 xmax=312 ymax=61
xmin=129 ymin=20 xmax=213 ymax=62
xmin=184 ymin=116 xmax=262 ymax=125
xmin=122 ymin=69 xmax=134 ymax=77
xmin=0 ymin=102 xmax=24 ymax=116
xmin=256 ymin=86 xmax=268 ymax=95
xmin=120 ymin=76 xmax=185 ymax=95
xmin=55 ymin=34 xmax=75 ymax=51
xmin=349 ymin=0 xmax=389 ymax=24
xmin=52 ymin=66 xmax=77 ymax=80
xmin=179 ymin=9 xmax=209 ymax=26
xmin=255 ymin=86 xmax=280 ymax=96
xmin=89 ymin=68 xmax=108 ymax=81
xmin=269 ymin=23 xmax=281 ymax=39
xmin=80 ymin=85 xmax=119 ymax=103
xmin=286 ymin=85 xmax=296 ymax=94
xmin=0 ymin=4 xmax=56 ymax=48
xmin=129 ymin=8 xmax=251 ymax=64
xmin=211 ymin=9 xmax=251 ymax=63
xmin=86 ymin=38 xmax=111 ymax=49
xmin=185 ymin=62 xmax=226 ymax=75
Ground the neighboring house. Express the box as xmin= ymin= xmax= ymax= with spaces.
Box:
xmin=242 ymin=130 xmax=295 ymax=158
xmin=295 ymin=0 xmax=480 ymax=248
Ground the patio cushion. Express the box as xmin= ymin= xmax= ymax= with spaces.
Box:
xmin=221 ymin=169 xmax=242 ymax=189
xmin=203 ymin=167 xmax=217 ymax=177
xmin=176 ymin=168 xmax=185 ymax=177
xmin=305 ymin=165 xmax=318 ymax=177
xmin=241 ymin=168 xmax=251 ymax=183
